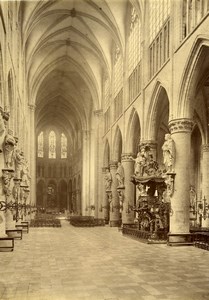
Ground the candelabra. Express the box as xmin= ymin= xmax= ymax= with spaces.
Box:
xmin=198 ymin=196 xmax=208 ymax=221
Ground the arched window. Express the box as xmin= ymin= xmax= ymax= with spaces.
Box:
xmin=128 ymin=6 xmax=141 ymax=74
xmin=61 ymin=133 xmax=67 ymax=158
xmin=182 ymin=0 xmax=209 ymax=40
xmin=49 ymin=131 xmax=56 ymax=158
xmin=149 ymin=0 xmax=170 ymax=43
xmin=38 ymin=131 xmax=44 ymax=158
xmin=149 ymin=0 xmax=170 ymax=78
xmin=113 ymin=44 xmax=123 ymax=121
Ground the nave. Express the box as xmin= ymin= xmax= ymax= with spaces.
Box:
xmin=0 ymin=222 xmax=209 ymax=300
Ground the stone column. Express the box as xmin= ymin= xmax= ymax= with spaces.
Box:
xmin=121 ymin=153 xmax=135 ymax=224
xmin=28 ymin=104 xmax=36 ymax=209
xmin=201 ymin=144 xmax=209 ymax=227
xmin=102 ymin=167 xmax=109 ymax=224
xmin=168 ymin=118 xmax=194 ymax=244
xmin=109 ymin=161 xmax=120 ymax=227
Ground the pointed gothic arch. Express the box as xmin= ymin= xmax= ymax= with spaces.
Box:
xmin=103 ymin=139 xmax=110 ymax=167
xmin=112 ymin=126 xmax=123 ymax=162
xmin=126 ymin=107 xmax=141 ymax=154
xmin=178 ymin=36 xmax=209 ymax=119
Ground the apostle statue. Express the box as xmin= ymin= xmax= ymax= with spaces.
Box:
xmin=116 ymin=162 xmax=124 ymax=187
xmin=162 ymin=133 xmax=175 ymax=173
xmin=104 ymin=168 xmax=112 ymax=191
xmin=4 ymin=132 xmax=16 ymax=168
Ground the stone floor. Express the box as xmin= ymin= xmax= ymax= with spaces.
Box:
xmin=0 ymin=221 xmax=209 ymax=300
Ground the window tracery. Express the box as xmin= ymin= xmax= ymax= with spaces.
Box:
xmin=38 ymin=131 xmax=44 ymax=158
xmin=61 ymin=133 xmax=67 ymax=158
xmin=49 ymin=131 xmax=56 ymax=159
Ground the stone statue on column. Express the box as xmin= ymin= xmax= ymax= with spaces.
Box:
xmin=0 ymin=107 xmax=6 ymax=154
xmin=14 ymin=149 xmax=24 ymax=179
xmin=162 ymin=133 xmax=175 ymax=173
xmin=131 ymin=146 xmax=147 ymax=176
xmin=2 ymin=169 xmax=14 ymax=197
xmin=116 ymin=162 xmax=124 ymax=187
xmin=189 ymin=185 xmax=197 ymax=211
xmin=21 ymin=159 xmax=31 ymax=186
xmin=104 ymin=168 xmax=112 ymax=191
xmin=3 ymin=132 xmax=16 ymax=168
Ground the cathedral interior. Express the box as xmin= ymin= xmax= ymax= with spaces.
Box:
xmin=1 ymin=1 xmax=209 ymax=300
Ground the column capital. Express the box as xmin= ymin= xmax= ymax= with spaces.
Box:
xmin=121 ymin=153 xmax=134 ymax=162
xmin=201 ymin=144 xmax=209 ymax=152
xmin=169 ymin=118 xmax=194 ymax=134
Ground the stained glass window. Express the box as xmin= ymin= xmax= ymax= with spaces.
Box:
xmin=38 ymin=131 xmax=44 ymax=158
xmin=49 ymin=131 xmax=56 ymax=159
xmin=113 ymin=45 xmax=123 ymax=97
xmin=61 ymin=133 xmax=67 ymax=158
xmin=128 ymin=6 xmax=141 ymax=75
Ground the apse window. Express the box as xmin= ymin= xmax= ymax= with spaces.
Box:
xmin=49 ymin=131 xmax=56 ymax=159
xmin=38 ymin=131 xmax=44 ymax=158
xmin=61 ymin=133 xmax=67 ymax=159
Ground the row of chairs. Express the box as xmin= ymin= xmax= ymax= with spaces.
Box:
xmin=30 ymin=219 xmax=61 ymax=227
xmin=69 ymin=216 xmax=105 ymax=227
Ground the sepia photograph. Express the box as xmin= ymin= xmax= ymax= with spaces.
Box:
xmin=0 ymin=0 xmax=209 ymax=299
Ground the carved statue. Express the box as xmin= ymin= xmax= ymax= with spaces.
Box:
xmin=2 ymin=170 xmax=14 ymax=198
xmin=137 ymin=183 xmax=147 ymax=197
xmin=163 ymin=174 xmax=174 ymax=201
xmin=104 ymin=168 xmax=112 ymax=191
xmin=3 ymin=133 xmax=16 ymax=168
xmin=190 ymin=185 xmax=197 ymax=211
xmin=162 ymin=133 xmax=175 ymax=173
xmin=132 ymin=147 xmax=147 ymax=176
xmin=0 ymin=107 xmax=6 ymax=153
xmin=144 ymin=154 xmax=159 ymax=176
xmin=14 ymin=149 xmax=24 ymax=178
xmin=21 ymin=159 xmax=31 ymax=186
xmin=116 ymin=162 xmax=124 ymax=187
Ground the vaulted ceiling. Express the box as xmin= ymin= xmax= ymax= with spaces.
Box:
xmin=18 ymin=0 xmax=143 ymax=141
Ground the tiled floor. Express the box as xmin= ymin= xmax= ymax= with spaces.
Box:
xmin=0 ymin=221 xmax=209 ymax=300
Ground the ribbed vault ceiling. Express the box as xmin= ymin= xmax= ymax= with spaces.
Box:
xmin=18 ymin=0 xmax=139 ymax=139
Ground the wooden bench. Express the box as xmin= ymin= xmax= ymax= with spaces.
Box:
xmin=0 ymin=237 xmax=14 ymax=251
xmin=6 ymin=229 xmax=23 ymax=240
